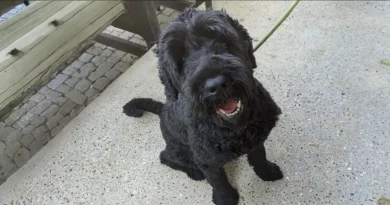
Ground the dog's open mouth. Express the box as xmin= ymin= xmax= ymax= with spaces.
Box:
xmin=217 ymin=99 xmax=242 ymax=117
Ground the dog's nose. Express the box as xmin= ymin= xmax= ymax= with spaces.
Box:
xmin=204 ymin=75 xmax=227 ymax=94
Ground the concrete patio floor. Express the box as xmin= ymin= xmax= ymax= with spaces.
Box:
xmin=1 ymin=1 xmax=390 ymax=204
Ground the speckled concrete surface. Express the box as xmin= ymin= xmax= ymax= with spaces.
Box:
xmin=1 ymin=1 xmax=390 ymax=204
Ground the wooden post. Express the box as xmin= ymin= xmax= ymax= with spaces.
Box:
xmin=205 ymin=0 xmax=212 ymax=9
xmin=116 ymin=1 xmax=161 ymax=48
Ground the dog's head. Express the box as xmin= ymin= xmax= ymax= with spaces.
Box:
xmin=157 ymin=8 xmax=257 ymax=125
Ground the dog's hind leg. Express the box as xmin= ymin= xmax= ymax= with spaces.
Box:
xmin=247 ymin=143 xmax=283 ymax=181
xmin=159 ymin=145 xmax=205 ymax=181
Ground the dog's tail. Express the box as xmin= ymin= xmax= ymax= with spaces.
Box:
xmin=123 ymin=98 xmax=164 ymax=118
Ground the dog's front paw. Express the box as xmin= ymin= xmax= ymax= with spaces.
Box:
xmin=212 ymin=188 xmax=239 ymax=205
xmin=254 ymin=161 xmax=283 ymax=181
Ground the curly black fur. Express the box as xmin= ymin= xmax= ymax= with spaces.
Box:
xmin=123 ymin=8 xmax=283 ymax=205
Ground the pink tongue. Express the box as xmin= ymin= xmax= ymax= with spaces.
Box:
xmin=219 ymin=99 xmax=238 ymax=113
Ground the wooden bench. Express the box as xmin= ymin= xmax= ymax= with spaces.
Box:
xmin=0 ymin=0 xmax=211 ymax=118
xmin=0 ymin=1 xmax=127 ymax=117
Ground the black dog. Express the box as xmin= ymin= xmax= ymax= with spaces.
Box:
xmin=123 ymin=8 xmax=283 ymax=205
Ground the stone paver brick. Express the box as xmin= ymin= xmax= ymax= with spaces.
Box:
xmin=171 ymin=11 xmax=180 ymax=18
xmin=22 ymin=95 xmax=30 ymax=104
xmin=14 ymin=148 xmax=31 ymax=167
xmin=88 ymin=62 xmax=115 ymax=82
xmin=22 ymin=125 xmax=36 ymax=135
xmin=87 ymin=94 xmax=99 ymax=106
xmin=133 ymin=34 xmax=143 ymax=40
xmin=4 ymin=101 xmax=36 ymax=125
xmin=0 ymin=153 xmax=12 ymax=168
xmin=104 ymin=26 xmax=114 ymax=32
xmin=47 ymin=74 xmax=69 ymax=90
xmin=70 ymin=105 xmax=86 ymax=119
xmin=85 ymin=88 xmax=99 ymax=98
xmin=13 ymin=112 xmax=34 ymax=130
xmin=56 ymin=84 xmax=71 ymax=94
xmin=29 ymin=93 xmax=45 ymax=103
xmin=94 ymin=42 xmax=107 ymax=49
xmin=62 ymin=65 xmax=77 ymax=75
xmin=158 ymin=14 xmax=173 ymax=25
xmin=111 ymin=27 xmax=124 ymax=32
xmin=65 ymin=90 xmax=87 ymax=105
xmin=86 ymin=46 xmax=103 ymax=56
xmin=28 ymin=132 xmax=51 ymax=155
xmin=0 ymin=141 xmax=6 ymax=154
xmin=0 ymin=122 xmax=5 ymax=129
xmin=59 ymin=116 xmax=71 ymax=127
xmin=160 ymin=23 xmax=169 ymax=31
xmin=91 ymin=56 xmax=107 ymax=67
xmin=70 ymin=60 xmax=84 ymax=69
xmin=106 ymin=55 xmax=122 ymax=64
xmin=93 ymin=77 xmax=110 ymax=91
xmin=46 ymin=113 xmax=65 ymax=130
xmin=162 ymin=8 xmax=175 ymax=16
xmin=112 ymin=50 xmax=126 ymax=59
xmin=59 ymin=100 xmax=77 ymax=115
xmin=30 ymin=99 xmax=52 ymax=115
xmin=96 ymin=62 xmax=115 ymax=74
xmin=24 ymin=101 xmax=37 ymax=110
xmin=0 ymin=127 xmax=23 ymax=145
xmin=78 ymin=53 xmax=94 ymax=63
xmin=20 ymin=134 xmax=35 ymax=147
xmin=100 ymin=49 xmax=113 ymax=57
xmin=131 ymin=37 xmax=147 ymax=47
xmin=5 ymin=142 xmax=21 ymax=158
xmin=11 ymin=123 xmax=22 ymax=131
xmin=53 ymin=97 xmax=67 ymax=106
xmin=50 ymin=125 xmax=64 ymax=137
xmin=113 ymin=62 xmax=131 ymax=73
xmin=105 ymin=69 xmax=121 ymax=81
xmin=72 ymin=63 xmax=96 ymax=79
xmin=119 ymin=31 xmax=134 ymax=40
xmin=30 ymin=115 xmax=46 ymax=127
xmin=75 ymin=79 xmax=92 ymax=93
xmin=121 ymin=53 xmax=138 ymax=64
xmin=41 ymin=104 xmax=60 ymax=118
xmin=0 ymin=162 xmax=18 ymax=181
xmin=38 ymin=87 xmax=62 ymax=102
xmin=31 ymin=125 xmax=48 ymax=138
xmin=111 ymin=30 xmax=123 ymax=37
xmin=65 ymin=77 xmax=80 ymax=87
xmin=88 ymin=71 xmax=104 ymax=82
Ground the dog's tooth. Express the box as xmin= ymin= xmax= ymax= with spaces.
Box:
xmin=218 ymin=109 xmax=226 ymax=114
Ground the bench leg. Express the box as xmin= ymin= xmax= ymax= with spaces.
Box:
xmin=121 ymin=1 xmax=160 ymax=49
xmin=205 ymin=0 xmax=212 ymax=10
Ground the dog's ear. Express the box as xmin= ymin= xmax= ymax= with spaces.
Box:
xmin=225 ymin=15 xmax=258 ymax=69
xmin=157 ymin=22 xmax=188 ymax=95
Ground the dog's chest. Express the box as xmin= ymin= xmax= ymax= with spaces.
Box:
xmin=220 ymin=123 xmax=268 ymax=153
xmin=206 ymin=114 xmax=278 ymax=163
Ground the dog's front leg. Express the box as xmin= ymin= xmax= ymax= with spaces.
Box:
xmin=200 ymin=165 xmax=239 ymax=205
xmin=247 ymin=143 xmax=283 ymax=181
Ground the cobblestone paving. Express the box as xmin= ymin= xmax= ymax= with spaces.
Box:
xmin=0 ymin=3 xmax=26 ymax=23
xmin=0 ymin=5 xmax=179 ymax=184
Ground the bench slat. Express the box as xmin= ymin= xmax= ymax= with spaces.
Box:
xmin=0 ymin=1 xmax=72 ymax=51
xmin=0 ymin=1 xmax=125 ymax=110
xmin=0 ymin=1 xmax=93 ymax=72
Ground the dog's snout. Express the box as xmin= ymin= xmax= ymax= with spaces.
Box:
xmin=204 ymin=75 xmax=227 ymax=94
